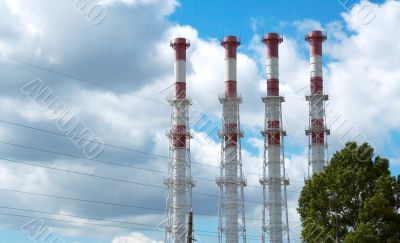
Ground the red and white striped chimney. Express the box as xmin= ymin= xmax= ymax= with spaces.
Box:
xmin=224 ymin=36 xmax=238 ymax=99
xmin=264 ymin=33 xmax=282 ymax=145
xmin=165 ymin=37 xmax=193 ymax=243
xmin=261 ymin=33 xmax=290 ymax=243
xmin=305 ymin=30 xmax=328 ymax=174
xmin=223 ymin=36 xmax=239 ymax=147
xmin=217 ymin=36 xmax=247 ymax=243
xmin=172 ymin=37 xmax=189 ymax=148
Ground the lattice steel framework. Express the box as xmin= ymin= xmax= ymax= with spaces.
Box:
xmin=164 ymin=38 xmax=195 ymax=243
xmin=217 ymin=36 xmax=247 ymax=243
xmin=260 ymin=33 xmax=290 ymax=243
xmin=304 ymin=31 xmax=330 ymax=176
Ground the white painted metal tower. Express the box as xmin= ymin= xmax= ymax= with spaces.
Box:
xmin=217 ymin=36 xmax=247 ymax=243
xmin=164 ymin=37 xmax=195 ymax=243
xmin=260 ymin=33 xmax=290 ymax=243
xmin=305 ymin=31 xmax=330 ymax=176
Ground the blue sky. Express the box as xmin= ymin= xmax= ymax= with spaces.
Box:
xmin=172 ymin=0 xmax=397 ymax=172
xmin=170 ymin=0 xmax=386 ymax=46
xmin=0 ymin=0 xmax=398 ymax=243
xmin=171 ymin=0 xmax=345 ymax=39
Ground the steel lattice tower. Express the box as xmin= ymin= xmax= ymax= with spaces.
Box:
xmin=260 ymin=33 xmax=290 ymax=243
xmin=305 ymin=31 xmax=330 ymax=176
xmin=217 ymin=36 xmax=247 ymax=243
xmin=164 ymin=37 xmax=195 ymax=243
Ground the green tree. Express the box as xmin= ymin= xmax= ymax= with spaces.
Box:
xmin=298 ymin=142 xmax=400 ymax=242
xmin=395 ymin=175 xmax=400 ymax=211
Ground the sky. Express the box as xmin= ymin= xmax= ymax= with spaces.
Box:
xmin=0 ymin=0 xmax=399 ymax=242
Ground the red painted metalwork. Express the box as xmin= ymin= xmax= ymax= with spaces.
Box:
xmin=171 ymin=37 xmax=190 ymax=61
xmin=172 ymin=125 xmax=187 ymax=148
xmin=311 ymin=77 xmax=323 ymax=95
xmin=225 ymin=80 xmax=237 ymax=96
xmin=224 ymin=123 xmax=238 ymax=147
xmin=305 ymin=31 xmax=326 ymax=56
xmin=267 ymin=121 xmax=281 ymax=145
xmin=311 ymin=119 xmax=325 ymax=143
xmin=267 ymin=79 xmax=279 ymax=96
xmin=221 ymin=36 xmax=240 ymax=59
xmin=262 ymin=33 xmax=282 ymax=58
xmin=175 ymin=82 xmax=186 ymax=99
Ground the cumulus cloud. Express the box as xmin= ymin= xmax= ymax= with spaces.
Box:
xmin=112 ymin=232 xmax=162 ymax=243
xmin=0 ymin=0 xmax=399 ymax=242
xmin=292 ymin=19 xmax=323 ymax=34
xmin=324 ymin=0 xmax=400 ymax=151
xmin=0 ymin=0 xmax=178 ymax=239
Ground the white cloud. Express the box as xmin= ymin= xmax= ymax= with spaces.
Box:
xmin=324 ymin=0 xmax=400 ymax=151
xmin=0 ymin=0 xmax=399 ymax=242
xmin=292 ymin=19 xmax=323 ymax=33
xmin=112 ymin=232 xmax=162 ymax=243
xmin=100 ymin=0 xmax=178 ymax=15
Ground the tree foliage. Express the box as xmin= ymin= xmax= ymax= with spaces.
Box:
xmin=298 ymin=142 xmax=400 ymax=242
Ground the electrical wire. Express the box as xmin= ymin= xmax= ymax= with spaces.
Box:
xmin=0 ymin=119 xmax=305 ymax=185
xmin=0 ymin=211 xmax=301 ymax=241
xmin=0 ymin=212 xmax=263 ymax=240
xmin=0 ymin=55 xmax=308 ymax=185
xmin=0 ymin=54 xmax=165 ymax=105
xmin=0 ymin=53 xmax=309 ymax=242
xmin=0 ymin=205 xmax=258 ymax=236
xmin=0 ymin=139 xmax=305 ymax=191
xmin=0 ymin=188 xmax=300 ymax=222
xmin=0 ymin=156 xmax=264 ymax=205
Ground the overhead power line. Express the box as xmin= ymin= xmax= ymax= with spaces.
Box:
xmin=0 ymin=205 xmax=158 ymax=228
xmin=0 ymin=211 xmax=265 ymax=240
xmin=0 ymin=212 xmax=302 ymax=241
xmin=0 ymin=139 xmax=304 ymax=192
xmin=0 ymin=140 xmax=215 ymax=184
xmin=0 ymin=119 xmax=166 ymax=159
xmin=0 ymin=54 xmax=309 ymax=181
xmin=0 ymin=211 xmax=160 ymax=232
xmin=0 ymin=188 xmax=300 ymax=222
xmin=0 ymin=54 xmax=165 ymax=105
xmin=0 ymin=156 xmax=264 ymax=205
xmin=0 ymin=119 xmax=306 ymax=185
xmin=0 ymin=205 xmax=259 ymax=237
xmin=0 ymin=187 xmax=164 ymax=212
xmin=0 ymin=54 xmax=308 ymax=147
